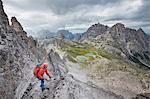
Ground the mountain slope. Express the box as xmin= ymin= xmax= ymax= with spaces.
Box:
xmin=0 ymin=1 xmax=46 ymax=98
xmin=43 ymin=38 xmax=150 ymax=99
xmin=80 ymin=23 xmax=150 ymax=68
xmin=19 ymin=49 xmax=121 ymax=99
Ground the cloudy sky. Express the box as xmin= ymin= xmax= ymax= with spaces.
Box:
xmin=3 ymin=0 xmax=150 ymax=35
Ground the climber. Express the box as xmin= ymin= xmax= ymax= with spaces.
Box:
xmin=34 ymin=63 xmax=53 ymax=91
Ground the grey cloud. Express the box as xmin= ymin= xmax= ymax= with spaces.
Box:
xmin=132 ymin=0 xmax=150 ymax=22
xmin=4 ymin=0 xmax=49 ymax=12
xmin=3 ymin=0 xmax=150 ymax=34
xmin=4 ymin=0 xmax=120 ymax=15
xmin=104 ymin=17 xmax=128 ymax=22
xmin=139 ymin=23 xmax=150 ymax=28
xmin=102 ymin=0 xmax=150 ymax=34
xmin=45 ymin=0 xmax=120 ymax=15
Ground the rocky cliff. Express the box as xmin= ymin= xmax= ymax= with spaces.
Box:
xmin=0 ymin=0 xmax=9 ymax=28
xmin=0 ymin=0 xmax=46 ymax=98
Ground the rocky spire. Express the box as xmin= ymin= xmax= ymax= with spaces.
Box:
xmin=110 ymin=23 xmax=125 ymax=34
xmin=112 ymin=23 xmax=125 ymax=29
xmin=0 ymin=0 xmax=9 ymax=27
xmin=81 ymin=23 xmax=109 ymax=39
xmin=137 ymin=28 xmax=147 ymax=38
xmin=137 ymin=28 xmax=145 ymax=34
xmin=11 ymin=17 xmax=24 ymax=32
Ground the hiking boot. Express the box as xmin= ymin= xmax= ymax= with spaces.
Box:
xmin=42 ymin=88 xmax=45 ymax=92
xmin=46 ymin=88 xmax=49 ymax=90
xmin=42 ymin=88 xmax=49 ymax=92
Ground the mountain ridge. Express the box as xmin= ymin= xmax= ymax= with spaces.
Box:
xmin=80 ymin=22 xmax=150 ymax=68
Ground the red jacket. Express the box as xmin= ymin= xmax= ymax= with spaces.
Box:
xmin=37 ymin=64 xmax=52 ymax=80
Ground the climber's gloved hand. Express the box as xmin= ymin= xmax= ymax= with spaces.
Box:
xmin=45 ymin=78 xmax=49 ymax=81
xmin=48 ymin=75 xmax=52 ymax=79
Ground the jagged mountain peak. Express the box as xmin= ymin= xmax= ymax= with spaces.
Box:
xmin=110 ymin=23 xmax=125 ymax=32
xmin=81 ymin=22 xmax=150 ymax=68
xmin=137 ymin=28 xmax=144 ymax=32
xmin=81 ymin=23 xmax=109 ymax=40
xmin=11 ymin=16 xmax=24 ymax=32
xmin=0 ymin=0 xmax=46 ymax=98
xmin=0 ymin=0 xmax=9 ymax=26
xmin=92 ymin=23 xmax=108 ymax=27
xmin=137 ymin=28 xmax=146 ymax=35
xmin=57 ymin=29 xmax=75 ymax=40
xmin=112 ymin=23 xmax=125 ymax=28
xmin=89 ymin=23 xmax=109 ymax=30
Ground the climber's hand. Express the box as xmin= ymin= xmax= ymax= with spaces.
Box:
xmin=45 ymin=78 xmax=49 ymax=81
xmin=49 ymin=75 xmax=52 ymax=79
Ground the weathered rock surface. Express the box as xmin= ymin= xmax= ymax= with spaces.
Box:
xmin=81 ymin=23 xmax=109 ymax=40
xmin=0 ymin=0 xmax=9 ymax=28
xmin=132 ymin=93 xmax=150 ymax=99
xmin=0 ymin=0 xmax=46 ymax=98
xmin=11 ymin=17 xmax=24 ymax=32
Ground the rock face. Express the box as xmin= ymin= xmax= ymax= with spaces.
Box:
xmin=0 ymin=0 xmax=9 ymax=27
xmin=80 ymin=22 xmax=150 ymax=68
xmin=132 ymin=93 xmax=150 ymax=99
xmin=48 ymin=49 xmax=68 ymax=76
xmin=109 ymin=23 xmax=149 ymax=53
xmin=48 ymin=75 xmax=120 ymax=99
xmin=81 ymin=23 xmax=109 ymax=40
xmin=57 ymin=30 xmax=75 ymax=40
xmin=0 ymin=0 xmax=46 ymax=98
xmin=11 ymin=17 xmax=24 ymax=32
xmin=57 ymin=30 xmax=84 ymax=41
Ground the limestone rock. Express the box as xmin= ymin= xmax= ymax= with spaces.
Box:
xmin=0 ymin=0 xmax=9 ymax=27
xmin=11 ymin=17 xmax=24 ymax=32
xmin=81 ymin=23 xmax=109 ymax=40
xmin=0 ymin=0 xmax=46 ymax=98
